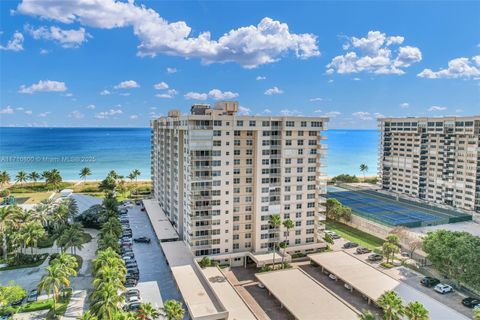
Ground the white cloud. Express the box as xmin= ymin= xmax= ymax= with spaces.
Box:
xmin=38 ymin=112 xmax=50 ymax=117
xmin=280 ymin=109 xmax=302 ymax=116
xmin=352 ymin=111 xmax=373 ymax=120
xmin=0 ymin=106 xmax=14 ymax=114
xmin=256 ymin=76 xmax=266 ymax=80
xmin=352 ymin=111 xmax=385 ymax=120
xmin=100 ymin=89 xmax=111 ymax=95
xmin=40 ymin=48 xmax=49 ymax=55
xmin=155 ymin=89 xmax=178 ymax=99
xmin=184 ymin=92 xmax=208 ymax=100
xmin=208 ymin=89 xmax=239 ymax=100
xmin=114 ymin=80 xmax=139 ymax=89
xmin=309 ymin=97 xmax=323 ymax=102
xmin=15 ymin=107 xmax=24 ymax=111
xmin=352 ymin=77 xmax=361 ymax=81
xmin=24 ymin=110 xmax=33 ymax=115
xmin=428 ymin=105 xmax=447 ymax=111
xmin=130 ymin=114 xmax=139 ymax=119
xmin=326 ymin=30 xmax=422 ymax=75
xmin=25 ymin=25 xmax=89 ymax=48
xmin=314 ymin=109 xmax=322 ymax=113
xmin=94 ymin=109 xmax=123 ymax=119
xmin=154 ymin=81 xmax=169 ymax=90
xmin=400 ymin=102 xmax=410 ymax=108
xmin=263 ymin=108 xmax=272 ymax=114
xmin=327 ymin=79 xmax=334 ymax=83
xmin=418 ymin=56 xmax=480 ymax=79
xmin=17 ymin=1 xmax=319 ymax=68
xmin=323 ymin=111 xmax=341 ymax=118
xmin=69 ymin=110 xmax=84 ymax=119
xmin=18 ymin=80 xmax=67 ymax=94
xmin=119 ymin=92 xmax=131 ymax=96
xmin=85 ymin=104 xmax=96 ymax=109
xmin=166 ymin=67 xmax=177 ymax=74
xmin=238 ymin=106 xmax=250 ymax=115
xmin=0 ymin=31 xmax=24 ymax=51
xmin=64 ymin=92 xmax=73 ymax=97
xmin=264 ymin=86 xmax=283 ymax=95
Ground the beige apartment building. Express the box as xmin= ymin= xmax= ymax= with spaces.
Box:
xmin=151 ymin=101 xmax=329 ymax=259
xmin=378 ymin=116 xmax=480 ymax=213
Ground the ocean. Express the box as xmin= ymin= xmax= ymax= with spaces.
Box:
xmin=0 ymin=127 xmax=378 ymax=180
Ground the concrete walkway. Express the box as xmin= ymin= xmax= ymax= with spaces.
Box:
xmin=62 ymin=228 xmax=98 ymax=320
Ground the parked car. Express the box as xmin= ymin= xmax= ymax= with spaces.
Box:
xmin=122 ymin=253 xmax=135 ymax=260
xmin=325 ymin=230 xmax=341 ymax=239
xmin=343 ymin=242 xmax=359 ymax=249
xmin=133 ymin=237 xmax=151 ymax=243
xmin=124 ymin=289 xmax=141 ymax=303
xmin=328 ymin=273 xmax=337 ymax=280
xmin=367 ymin=253 xmax=383 ymax=262
xmin=10 ymin=296 xmax=24 ymax=306
xmin=125 ymin=261 xmax=138 ymax=269
xmin=140 ymin=207 xmax=146 ymax=212
xmin=135 ymin=201 xmax=141 ymax=206
xmin=356 ymin=247 xmax=372 ymax=254
xmin=420 ymin=277 xmax=440 ymax=288
xmin=26 ymin=289 xmax=38 ymax=303
xmin=124 ymin=278 xmax=138 ymax=287
xmin=331 ymin=234 xmax=341 ymax=239
xmin=462 ymin=297 xmax=480 ymax=308
xmin=121 ymin=238 xmax=133 ymax=245
xmin=119 ymin=209 xmax=128 ymax=214
xmin=257 ymin=282 xmax=265 ymax=289
xmin=434 ymin=284 xmax=453 ymax=294
xmin=124 ymin=302 xmax=141 ymax=312
xmin=120 ymin=242 xmax=132 ymax=248
xmin=344 ymin=283 xmax=352 ymax=290
xmin=121 ymin=247 xmax=133 ymax=254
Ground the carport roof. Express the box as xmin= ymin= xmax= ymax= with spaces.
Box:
xmin=308 ymin=251 xmax=399 ymax=302
xmin=255 ymin=268 xmax=358 ymax=320
xmin=142 ymin=199 xmax=179 ymax=241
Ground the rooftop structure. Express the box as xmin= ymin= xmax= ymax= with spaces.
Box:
xmin=142 ymin=199 xmax=179 ymax=242
xmin=309 ymin=251 xmax=469 ymax=319
xmin=255 ymin=268 xmax=359 ymax=320
xmin=378 ymin=116 xmax=480 ymax=214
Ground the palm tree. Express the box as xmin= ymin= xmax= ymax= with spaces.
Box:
xmin=15 ymin=171 xmax=27 ymax=185
xmin=21 ymin=221 xmax=45 ymax=255
xmin=405 ymin=301 xmax=429 ymax=320
xmin=137 ymin=302 xmax=161 ymax=320
xmin=280 ymin=218 xmax=294 ymax=267
xmin=161 ymin=300 xmax=185 ymax=320
xmin=79 ymin=167 xmax=92 ymax=183
xmin=37 ymin=263 xmax=71 ymax=312
xmin=0 ymin=206 xmax=20 ymax=260
xmin=0 ymin=171 xmax=11 ymax=187
xmin=359 ymin=310 xmax=378 ymax=320
xmin=377 ymin=291 xmax=405 ymax=320
xmin=28 ymin=171 xmax=40 ymax=186
xmin=97 ymin=233 xmax=120 ymax=253
xmin=132 ymin=169 xmax=141 ymax=183
xmin=474 ymin=308 xmax=480 ymax=320
xmin=53 ymin=252 xmax=78 ymax=274
xmin=57 ymin=223 xmax=87 ymax=255
xmin=90 ymin=282 xmax=124 ymax=319
xmin=268 ymin=214 xmax=281 ymax=269
xmin=360 ymin=163 xmax=369 ymax=180
xmin=382 ymin=235 xmax=400 ymax=264
xmin=93 ymin=248 xmax=126 ymax=275
xmin=80 ymin=311 xmax=98 ymax=320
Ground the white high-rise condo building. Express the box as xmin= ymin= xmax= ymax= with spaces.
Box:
xmin=151 ymin=101 xmax=329 ymax=259
xmin=378 ymin=116 xmax=480 ymax=214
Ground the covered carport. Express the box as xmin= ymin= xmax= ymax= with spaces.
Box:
xmin=142 ymin=199 xmax=179 ymax=242
xmin=255 ymin=268 xmax=359 ymax=320
xmin=308 ymin=251 xmax=470 ymax=320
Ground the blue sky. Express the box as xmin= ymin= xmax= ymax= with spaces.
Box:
xmin=1 ymin=0 xmax=479 ymax=128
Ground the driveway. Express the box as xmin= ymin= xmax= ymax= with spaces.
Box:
xmin=126 ymin=204 xmax=183 ymax=303
xmin=0 ymin=261 xmax=47 ymax=291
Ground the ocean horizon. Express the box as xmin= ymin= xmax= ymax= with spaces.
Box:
xmin=0 ymin=127 xmax=378 ymax=180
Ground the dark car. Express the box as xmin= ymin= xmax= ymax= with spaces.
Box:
xmin=133 ymin=237 xmax=151 ymax=243
xmin=368 ymin=253 xmax=383 ymax=262
xmin=343 ymin=242 xmax=359 ymax=249
xmin=135 ymin=201 xmax=141 ymax=206
xmin=26 ymin=289 xmax=38 ymax=303
xmin=121 ymin=248 xmax=133 ymax=255
xmin=10 ymin=296 xmax=24 ymax=306
xmin=125 ymin=261 xmax=138 ymax=269
xmin=420 ymin=277 xmax=440 ymax=288
xmin=140 ymin=208 xmax=146 ymax=212
xmin=356 ymin=247 xmax=372 ymax=254
xmin=124 ymin=301 xmax=142 ymax=312
xmin=124 ymin=278 xmax=138 ymax=288
xmin=462 ymin=297 xmax=480 ymax=308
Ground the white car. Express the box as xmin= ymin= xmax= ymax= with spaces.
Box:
xmin=344 ymin=283 xmax=352 ymax=290
xmin=434 ymin=284 xmax=453 ymax=294
xmin=329 ymin=273 xmax=337 ymax=281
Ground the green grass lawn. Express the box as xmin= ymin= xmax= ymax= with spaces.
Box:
xmin=10 ymin=192 xmax=53 ymax=204
xmin=0 ymin=253 xmax=49 ymax=271
xmin=326 ymin=221 xmax=384 ymax=250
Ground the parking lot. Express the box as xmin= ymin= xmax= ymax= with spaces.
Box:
xmin=124 ymin=202 xmax=183 ymax=303
xmin=328 ymin=235 xmax=474 ymax=318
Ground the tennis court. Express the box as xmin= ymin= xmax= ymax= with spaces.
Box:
xmin=327 ymin=186 xmax=472 ymax=228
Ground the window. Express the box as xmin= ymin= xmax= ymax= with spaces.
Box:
xmin=213 ymin=140 xmax=221 ymax=146
xmin=237 ymin=120 xmax=243 ymax=126
xmin=214 ymin=120 xmax=222 ymax=126
xmin=262 ymin=121 xmax=270 ymax=127
xmin=213 ymin=130 xmax=221 ymax=136
xmin=286 ymin=121 xmax=295 ymax=127
xmin=249 ymin=121 xmax=256 ymax=127
xmin=301 ymin=121 xmax=307 ymax=127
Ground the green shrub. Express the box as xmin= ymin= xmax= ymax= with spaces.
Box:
xmin=331 ymin=174 xmax=359 ymax=184
xmin=291 ymin=253 xmax=307 ymax=259
xmin=198 ymin=256 xmax=212 ymax=268
xmin=380 ymin=262 xmax=394 ymax=269
xmin=259 ymin=266 xmax=272 ymax=273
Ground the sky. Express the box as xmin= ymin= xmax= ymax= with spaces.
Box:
xmin=0 ymin=0 xmax=479 ymax=129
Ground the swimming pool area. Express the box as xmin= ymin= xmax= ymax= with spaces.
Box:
xmin=327 ymin=186 xmax=472 ymax=228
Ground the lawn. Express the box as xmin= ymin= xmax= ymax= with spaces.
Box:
xmin=10 ymin=192 xmax=53 ymax=204
xmin=326 ymin=221 xmax=384 ymax=250
xmin=0 ymin=253 xmax=49 ymax=271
